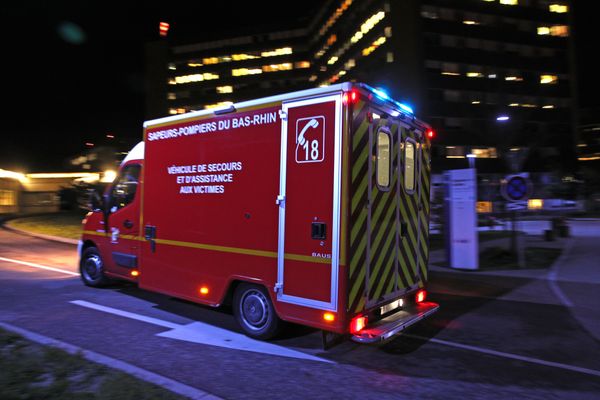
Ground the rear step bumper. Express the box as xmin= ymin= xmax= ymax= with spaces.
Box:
xmin=351 ymin=302 xmax=439 ymax=344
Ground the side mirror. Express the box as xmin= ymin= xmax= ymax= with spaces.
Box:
xmin=89 ymin=190 xmax=104 ymax=212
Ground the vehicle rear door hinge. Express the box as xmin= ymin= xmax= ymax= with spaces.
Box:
xmin=276 ymin=195 xmax=285 ymax=205
xmin=274 ymin=282 xmax=283 ymax=293
xmin=278 ymin=110 xmax=287 ymax=121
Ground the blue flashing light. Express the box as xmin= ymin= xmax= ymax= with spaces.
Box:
xmin=372 ymin=87 xmax=390 ymax=101
xmin=368 ymin=85 xmax=414 ymax=115
xmin=397 ymin=102 xmax=414 ymax=114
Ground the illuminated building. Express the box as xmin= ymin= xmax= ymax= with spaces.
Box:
xmin=146 ymin=0 xmax=574 ymax=170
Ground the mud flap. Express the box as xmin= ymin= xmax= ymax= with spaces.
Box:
xmin=322 ymin=330 xmax=345 ymax=350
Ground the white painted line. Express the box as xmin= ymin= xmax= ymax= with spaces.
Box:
xmin=70 ymin=300 xmax=180 ymax=329
xmin=0 ymin=321 xmax=221 ymax=400
xmin=547 ymin=238 xmax=575 ymax=308
xmin=71 ymin=300 xmax=333 ymax=364
xmin=406 ymin=334 xmax=600 ymax=378
xmin=0 ymin=256 xmax=79 ymax=276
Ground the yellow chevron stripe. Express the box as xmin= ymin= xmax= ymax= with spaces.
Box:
xmin=367 ymin=211 xmax=396 ymax=287
xmin=349 ymin=266 xmax=366 ymax=307
xmin=372 ymin=243 xmax=396 ymax=300
xmin=349 ymin=232 xmax=367 ymax=276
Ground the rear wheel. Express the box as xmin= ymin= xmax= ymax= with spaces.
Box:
xmin=233 ymin=283 xmax=281 ymax=340
xmin=80 ymin=246 xmax=111 ymax=287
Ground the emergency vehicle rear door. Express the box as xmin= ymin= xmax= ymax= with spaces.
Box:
xmin=276 ymin=93 xmax=343 ymax=311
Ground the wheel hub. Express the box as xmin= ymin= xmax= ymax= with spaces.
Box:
xmin=83 ymin=255 xmax=102 ymax=281
xmin=241 ymin=290 xmax=268 ymax=330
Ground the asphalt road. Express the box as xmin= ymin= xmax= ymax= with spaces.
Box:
xmin=1 ymin=227 xmax=599 ymax=399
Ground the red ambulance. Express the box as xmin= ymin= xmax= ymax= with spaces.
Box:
xmin=79 ymin=83 xmax=438 ymax=344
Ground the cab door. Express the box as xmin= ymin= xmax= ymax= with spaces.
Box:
xmin=104 ymin=163 xmax=141 ymax=277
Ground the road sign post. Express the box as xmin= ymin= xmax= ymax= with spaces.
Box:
xmin=501 ymin=174 xmax=532 ymax=268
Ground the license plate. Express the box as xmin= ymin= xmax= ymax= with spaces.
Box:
xmin=381 ymin=299 xmax=402 ymax=315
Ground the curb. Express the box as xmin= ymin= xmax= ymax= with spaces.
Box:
xmin=0 ymin=322 xmax=222 ymax=400
xmin=2 ymin=223 xmax=79 ymax=245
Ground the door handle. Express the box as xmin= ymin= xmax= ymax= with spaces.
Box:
xmin=123 ymin=219 xmax=134 ymax=229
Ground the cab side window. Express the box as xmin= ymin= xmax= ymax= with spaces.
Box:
xmin=109 ymin=165 xmax=141 ymax=212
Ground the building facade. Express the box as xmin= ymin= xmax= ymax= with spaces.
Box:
xmin=146 ymin=0 xmax=573 ymax=172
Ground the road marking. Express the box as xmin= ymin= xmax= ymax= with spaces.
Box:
xmin=0 ymin=256 xmax=78 ymax=276
xmin=406 ymin=334 xmax=600 ymax=378
xmin=0 ymin=322 xmax=221 ymax=400
xmin=70 ymin=300 xmax=333 ymax=364
xmin=547 ymin=238 xmax=575 ymax=307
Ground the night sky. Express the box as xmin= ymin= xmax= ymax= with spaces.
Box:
xmin=2 ymin=1 xmax=598 ymax=172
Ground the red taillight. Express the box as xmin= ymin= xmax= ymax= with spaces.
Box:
xmin=350 ymin=315 xmax=368 ymax=334
xmin=416 ymin=290 xmax=426 ymax=303
xmin=426 ymin=129 xmax=435 ymax=139
xmin=343 ymin=90 xmax=359 ymax=105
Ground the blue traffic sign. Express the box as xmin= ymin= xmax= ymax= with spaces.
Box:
xmin=501 ymin=174 xmax=532 ymax=202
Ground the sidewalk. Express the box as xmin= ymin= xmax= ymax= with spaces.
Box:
xmin=430 ymin=219 xmax=600 ymax=340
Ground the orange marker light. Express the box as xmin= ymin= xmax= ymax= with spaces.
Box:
xmin=199 ymin=286 xmax=209 ymax=295
xmin=323 ymin=312 xmax=335 ymax=322
xmin=130 ymin=270 xmax=139 ymax=277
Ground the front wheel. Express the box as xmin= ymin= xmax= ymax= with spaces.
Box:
xmin=80 ymin=246 xmax=111 ymax=287
xmin=233 ymin=283 xmax=281 ymax=340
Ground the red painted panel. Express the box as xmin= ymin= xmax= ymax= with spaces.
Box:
xmin=141 ymin=106 xmax=281 ymax=302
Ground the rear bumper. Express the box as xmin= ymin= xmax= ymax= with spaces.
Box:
xmin=351 ymin=302 xmax=439 ymax=343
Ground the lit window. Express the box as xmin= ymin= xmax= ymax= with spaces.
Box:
xmin=466 ymin=72 xmax=484 ymax=78
xmin=295 ymin=61 xmax=311 ymax=69
xmin=362 ymin=37 xmax=386 ymax=56
xmin=231 ymin=53 xmax=258 ymax=61
xmin=204 ymin=101 xmax=233 ymax=110
xmin=528 ymin=199 xmax=543 ymax=210
xmin=540 ymin=75 xmax=558 ymax=84
xmin=350 ymin=11 xmax=385 ymax=43
xmin=262 ymin=63 xmax=293 ymax=72
xmin=327 ymin=56 xmax=339 ymax=65
xmin=549 ymin=4 xmax=568 ymax=13
xmin=499 ymin=0 xmax=518 ymax=5
xmin=445 ymin=146 xmax=466 ymax=158
xmin=216 ymin=86 xmax=233 ymax=94
xmin=404 ymin=140 xmax=416 ymax=193
xmin=0 ymin=190 xmax=16 ymax=206
xmin=505 ymin=76 xmax=523 ymax=82
xmin=260 ymin=47 xmax=293 ymax=57
xmin=477 ymin=201 xmax=493 ymax=213
xmin=376 ymin=129 xmax=391 ymax=188
xmin=537 ymin=26 xmax=550 ymax=35
xmin=319 ymin=0 xmax=353 ymax=36
xmin=463 ymin=20 xmax=479 ymax=25
xmin=550 ymin=25 xmax=569 ymax=37
xmin=173 ymin=73 xmax=219 ymax=84
xmin=232 ymin=68 xmax=262 ymax=76
xmin=167 ymin=93 xmax=176 ymax=100
xmin=471 ymin=148 xmax=498 ymax=158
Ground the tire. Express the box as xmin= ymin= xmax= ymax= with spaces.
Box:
xmin=233 ymin=283 xmax=281 ymax=340
xmin=79 ymin=246 xmax=111 ymax=287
